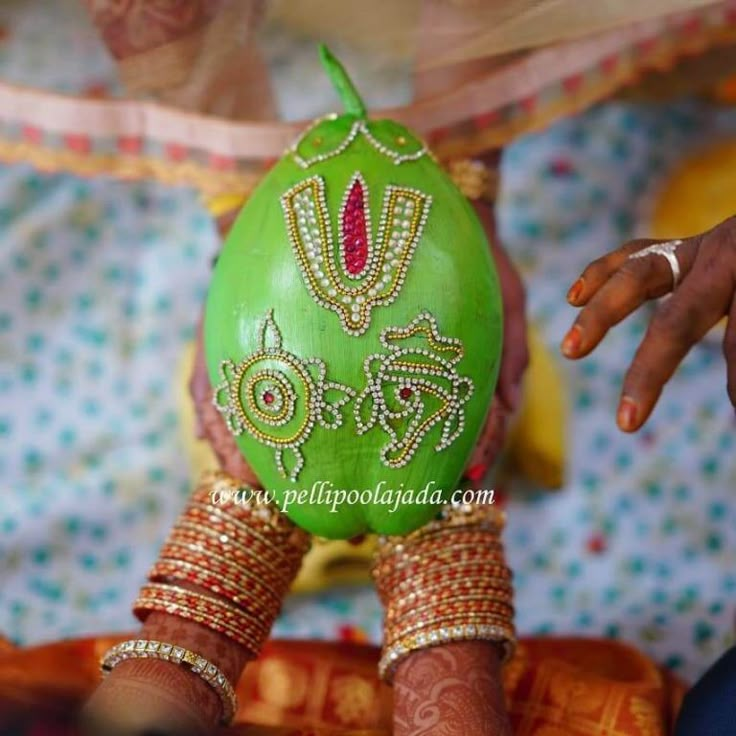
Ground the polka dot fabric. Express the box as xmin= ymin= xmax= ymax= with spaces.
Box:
xmin=0 ymin=171 xmax=219 ymax=642
xmin=2 ymin=0 xmax=736 ymax=685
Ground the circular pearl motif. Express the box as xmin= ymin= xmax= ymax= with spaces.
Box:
xmin=213 ymin=310 xmax=355 ymax=481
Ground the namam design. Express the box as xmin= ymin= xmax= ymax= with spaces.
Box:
xmin=213 ymin=311 xmax=354 ymax=482
xmin=281 ymin=173 xmax=432 ymax=336
xmin=354 ymin=312 xmax=474 ymax=469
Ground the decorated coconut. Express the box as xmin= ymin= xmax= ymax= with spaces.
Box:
xmin=204 ymin=46 xmax=502 ymax=539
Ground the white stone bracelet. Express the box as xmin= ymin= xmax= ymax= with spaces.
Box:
xmin=100 ymin=638 xmax=238 ymax=725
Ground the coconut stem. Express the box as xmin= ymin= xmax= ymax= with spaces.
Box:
xmin=319 ymin=43 xmax=367 ymax=118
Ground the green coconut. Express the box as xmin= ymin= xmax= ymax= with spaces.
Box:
xmin=204 ymin=46 xmax=503 ymax=539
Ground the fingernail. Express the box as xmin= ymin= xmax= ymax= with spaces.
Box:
xmin=466 ymin=464 xmax=488 ymax=483
xmin=617 ymin=396 xmax=638 ymax=431
xmin=567 ymin=278 xmax=584 ymax=304
xmin=561 ymin=325 xmax=582 ymax=357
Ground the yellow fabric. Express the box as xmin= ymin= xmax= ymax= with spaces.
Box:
xmin=650 ymin=138 xmax=736 ymax=238
xmin=648 ymin=138 xmax=736 ymax=340
xmin=507 ymin=325 xmax=567 ymax=490
xmin=203 ymin=192 xmax=248 ymax=218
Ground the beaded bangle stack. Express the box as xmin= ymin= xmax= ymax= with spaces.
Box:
xmin=134 ymin=471 xmax=310 ymax=657
xmin=373 ymin=502 xmax=516 ymax=682
xmin=101 ymin=471 xmax=311 ymax=725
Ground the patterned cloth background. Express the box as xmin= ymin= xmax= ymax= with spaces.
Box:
xmin=1 ymin=0 xmax=736 ymax=684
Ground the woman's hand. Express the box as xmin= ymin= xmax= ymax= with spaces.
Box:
xmin=561 ymin=215 xmax=736 ymax=431
xmin=394 ymin=641 xmax=512 ymax=736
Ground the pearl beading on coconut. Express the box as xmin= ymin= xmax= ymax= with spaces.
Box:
xmin=354 ymin=312 xmax=474 ymax=468
xmin=281 ymin=173 xmax=431 ymax=336
xmin=289 ymin=116 xmax=428 ymax=169
xmin=213 ymin=310 xmax=354 ymax=481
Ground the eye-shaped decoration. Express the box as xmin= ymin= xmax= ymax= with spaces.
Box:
xmin=281 ymin=173 xmax=432 ymax=336
xmin=354 ymin=312 xmax=474 ymax=468
xmin=213 ymin=310 xmax=355 ymax=481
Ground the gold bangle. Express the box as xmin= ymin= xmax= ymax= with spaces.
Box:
xmin=133 ymin=587 xmax=268 ymax=653
xmin=193 ymin=471 xmax=293 ymax=534
xmin=184 ymin=503 xmax=310 ymax=559
xmin=376 ymin=528 xmax=505 ymax=560
xmin=384 ymin=588 xmax=514 ymax=623
xmin=375 ymin=503 xmax=505 ymax=553
xmin=149 ymin=558 xmax=283 ymax=614
xmin=100 ymin=639 xmax=238 ymax=725
xmin=376 ymin=540 xmax=506 ymax=567
xmin=376 ymin=562 xmax=513 ymax=597
xmin=156 ymin=541 xmax=287 ymax=603
xmin=172 ymin=519 xmax=297 ymax=570
xmin=373 ymin=502 xmax=516 ymax=684
xmin=134 ymin=583 xmax=272 ymax=643
xmin=189 ymin=471 xmax=311 ymax=553
xmin=387 ymin=575 xmax=513 ymax=609
xmin=373 ymin=547 xmax=508 ymax=580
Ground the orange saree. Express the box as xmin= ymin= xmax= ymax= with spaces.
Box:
xmin=0 ymin=635 xmax=686 ymax=735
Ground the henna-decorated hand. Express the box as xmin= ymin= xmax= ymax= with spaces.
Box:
xmin=562 ymin=216 xmax=736 ymax=431
xmin=389 ymin=196 xmax=522 ymax=734
xmin=82 ymin=612 xmax=249 ymax=736
xmin=394 ymin=641 xmax=512 ymax=736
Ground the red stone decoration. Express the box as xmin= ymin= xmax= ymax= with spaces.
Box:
xmin=342 ymin=178 xmax=369 ymax=276
xmin=281 ymin=173 xmax=432 ymax=336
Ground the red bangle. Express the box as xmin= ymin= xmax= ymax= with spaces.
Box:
xmin=156 ymin=540 xmax=293 ymax=602
xmin=134 ymin=584 xmax=269 ymax=654
xmin=148 ymin=559 xmax=283 ymax=620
